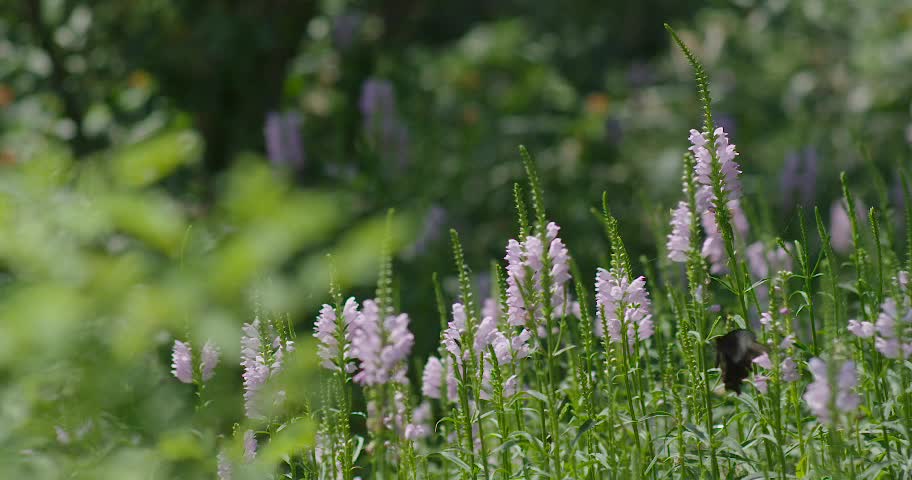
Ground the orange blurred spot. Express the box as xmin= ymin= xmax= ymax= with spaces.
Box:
xmin=0 ymin=151 xmax=17 ymax=165
xmin=128 ymin=70 xmax=151 ymax=89
xmin=462 ymin=105 xmax=480 ymax=126
xmin=584 ymin=93 xmax=610 ymax=115
xmin=0 ymin=85 xmax=14 ymax=107
xmin=458 ymin=70 xmax=481 ymax=90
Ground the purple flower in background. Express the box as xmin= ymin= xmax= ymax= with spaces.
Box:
xmin=847 ymin=319 xmax=875 ymax=338
xmin=264 ymin=112 xmax=305 ymax=169
xmin=754 ymin=375 xmax=769 ymax=394
xmin=243 ymin=429 xmax=257 ymax=463
xmin=605 ymin=117 xmax=624 ymax=145
xmin=700 ymin=211 xmax=726 ymax=274
xmin=829 ymin=198 xmax=865 ymax=254
xmin=217 ymin=449 xmax=232 ymax=480
xmin=715 ymin=114 xmax=737 ymax=141
xmin=627 ymin=62 xmax=656 ymax=87
xmin=332 ymin=13 xmax=363 ymax=51
xmin=482 ymin=298 xmax=500 ymax=323
xmin=405 ymin=206 xmax=447 ymax=258
xmin=780 ymin=147 xmax=819 ymax=207
xmin=171 ymin=340 xmax=193 ymax=384
xmin=666 ymin=201 xmax=692 ymax=263
xmin=55 ymin=426 xmax=70 ymax=445
xmin=422 ymin=356 xmax=444 ymax=399
xmin=746 ymin=241 xmax=792 ymax=279
xmin=200 ymin=341 xmax=219 ymax=382
xmin=873 ymin=284 xmax=912 ymax=359
xmin=836 ymin=361 xmax=861 ymax=413
xmin=803 ymin=358 xmax=831 ymax=422
xmin=594 ymin=268 xmax=653 ymax=344
xmin=729 ymin=199 xmax=750 ymax=239
xmin=405 ymin=402 xmax=432 ymax=440
xmin=781 ymin=357 xmax=799 ymax=383
xmin=804 ymin=358 xmax=860 ymax=423
xmin=360 ymin=78 xmax=410 ymax=168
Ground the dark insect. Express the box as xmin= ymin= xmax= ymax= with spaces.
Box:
xmin=715 ymin=329 xmax=766 ymax=394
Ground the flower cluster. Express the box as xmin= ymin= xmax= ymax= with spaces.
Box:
xmin=314 ymin=297 xmax=359 ymax=373
xmin=504 ymin=222 xmax=573 ymax=330
xmin=666 ymin=201 xmax=692 ymax=263
xmin=690 ymin=127 xmax=742 ymax=211
xmin=264 ymin=111 xmax=304 ymax=169
xmin=240 ymin=317 xmax=294 ymax=419
xmin=746 ymin=241 xmax=792 ymax=280
xmin=350 ymin=299 xmax=415 ymax=386
xmin=421 ymin=355 xmax=458 ymax=402
xmin=170 ymin=339 xmax=220 ymax=385
xmin=803 ymin=358 xmax=860 ymax=424
xmin=594 ymin=268 xmax=653 ymax=344
xmin=360 ymin=78 xmax=410 ymax=168
xmin=849 ymin=272 xmax=912 ymax=359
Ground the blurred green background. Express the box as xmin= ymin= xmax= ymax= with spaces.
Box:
xmin=1 ymin=0 xmax=911 ymax=477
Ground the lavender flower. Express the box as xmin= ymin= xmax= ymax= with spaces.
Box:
xmin=729 ymin=199 xmax=750 ymax=238
xmin=594 ymin=268 xmax=653 ymax=344
xmin=351 ymin=299 xmax=414 ymax=386
xmin=241 ymin=320 xmax=268 ymax=418
xmin=503 ymin=222 xmax=573 ymax=328
xmin=405 ymin=206 xmax=447 ymax=258
xmin=666 ymin=201 xmax=692 ymax=263
xmin=360 ymin=79 xmax=409 ymax=168
xmin=482 ymin=298 xmax=500 ymax=323
xmin=836 ymin=361 xmax=861 ymax=413
xmin=422 ymin=356 xmax=444 ymax=399
xmin=171 ymin=340 xmax=193 ymax=384
xmin=217 ymin=450 xmax=232 ymax=480
xmin=332 ymin=13 xmax=363 ymax=51
xmin=240 ymin=318 xmax=293 ymax=418
xmin=314 ymin=297 xmax=359 ymax=372
xmin=690 ymin=127 xmax=742 ymax=211
xmin=200 ymin=341 xmax=219 ymax=382
xmin=781 ymin=357 xmax=799 ymax=383
xmin=752 ymin=352 xmax=773 ymax=369
xmin=780 ymin=147 xmax=819 ymax=206
xmin=847 ymin=319 xmax=875 ymax=338
xmin=874 ymin=289 xmax=912 ymax=359
xmin=405 ymin=402 xmax=432 ymax=440
xmin=746 ymin=241 xmax=792 ymax=279
xmin=547 ymin=223 xmax=572 ymax=313
xmin=804 ymin=358 xmax=831 ymax=421
xmin=243 ymin=429 xmax=257 ymax=463
xmin=829 ymin=198 xmax=865 ymax=254
xmin=422 ymin=355 xmax=459 ymax=403
xmin=700 ymin=211 xmax=726 ymax=274
xmin=804 ymin=358 xmax=860 ymax=423
xmin=754 ymin=375 xmax=769 ymax=394
xmin=264 ymin=112 xmax=304 ymax=169
xmin=55 ymin=426 xmax=70 ymax=445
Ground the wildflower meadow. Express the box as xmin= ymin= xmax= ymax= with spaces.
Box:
xmin=4 ymin=3 xmax=912 ymax=480
xmin=184 ymin=30 xmax=908 ymax=479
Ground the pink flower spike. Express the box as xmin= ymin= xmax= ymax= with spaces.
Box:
xmin=171 ymin=340 xmax=194 ymax=384
xmin=752 ymin=352 xmax=772 ymax=369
